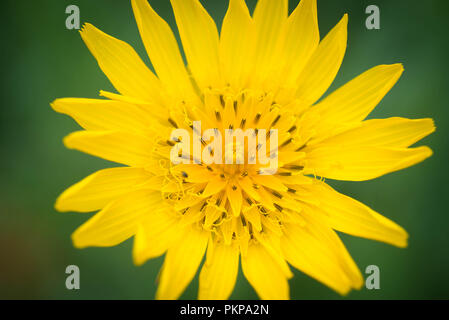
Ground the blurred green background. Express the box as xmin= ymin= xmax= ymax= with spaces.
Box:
xmin=0 ymin=0 xmax=447 ymax=299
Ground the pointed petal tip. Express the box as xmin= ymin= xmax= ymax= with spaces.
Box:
xmin=50 ymin=98 xmax=68 ymax=113
xmin=390 ymin=225 xmax=409 ymax=248
xmin=71 ymin=232 xmax=87 ymax=249
xmin=388 ymin=63 xmax=404 ymax=75
xmin=54 ymin=196 xmax=66 ymax=212
xmin=62 ymin=132 xmax=77 ymax=149
xmin=132 ymin=252 xmax=146 ymax=267
xmin=49 ymin=100 xmax=58 ymax=112
xmin=420 ymin=145 xmax=434 ymax=159
xmin=79 ymin=22 xmax=94 ymax=36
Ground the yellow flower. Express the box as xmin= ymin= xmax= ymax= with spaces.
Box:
xmin=51 ymin=0 xmax=435 ymax=300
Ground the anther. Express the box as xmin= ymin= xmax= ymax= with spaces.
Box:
xmin=295 ymin=144 xmax=306 ymax=152
xmin=271 ymin=190 xmax=283 ymax=199
xmin=168 ymin=118 xmax=178 ymax=128
xmin=271 ymin=115 xmax=281 ymax=127
xmin=280 ymin=138 xmax=293 ymax=148
xmin=288 ymin=125 xmax=297 ymax=133
xmin=284 ymin=165 xmax=304 ymax=170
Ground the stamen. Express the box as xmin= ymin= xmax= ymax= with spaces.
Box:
xmin=295 ymin=144 xmax=306 ymax=152
xmin=280 ymin=138 xmax=293 ymax=148
xmin=283 ymin=165 xmax=304 ymax=170
xmin=168 ymin=118 xmax=178 ymax=128
xmin=271 ymin=190 xmax=283 ymax=199
xmin=271 ymin=115 xmax=281 ymax=127
xmin=240 ymin=215 xmax=247 ymax=227
xmin=190 ymin=124 xmax=201 ymax=135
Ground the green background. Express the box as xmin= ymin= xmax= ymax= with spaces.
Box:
xmin=1 ymin=0 xmax=447 ymax=299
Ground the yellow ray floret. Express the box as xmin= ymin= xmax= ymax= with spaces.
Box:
xmin=52 ymin=0 xmax=435 ymax=300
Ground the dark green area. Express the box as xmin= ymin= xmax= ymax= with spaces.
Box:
xmin=0 ymin=0 xmax=447 ymax=299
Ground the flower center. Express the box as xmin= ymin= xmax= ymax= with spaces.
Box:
xmin=156 ymin=88 xmax=308 ymax=244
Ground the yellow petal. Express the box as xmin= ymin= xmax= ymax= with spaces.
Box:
xmin=51 ymin=98 xmax=151 ymax=134
xmin=80 ymin=23 xmax=162 ymax=103
xmin=131 ymin=0 xmax=197 ymax=101
xmin=281 ymin=214 xmax=363 ymax=295
xmin=254 ymin=229 xmax=293 ymax=279
xmin=198 ymin=241 xmax=239 ymax=300
xmin=312 ymin=64 xmax=404 ymax=130
xmin=170 ymin=0 xmax=220 ymax=89
xmin=277 ymin=0 xmax=319 ymax=89
xmin=252 ymin=0 xmax=288 ymax=85
xmin=226 ymin=183 xmax=243 ymax=216
xmin=201 ymin=178 xmax=227 ymax=198
xmin=56 ymin=167 xmax=153 ymax=212
xmin=219 ymin=0 xmax=253 ymax=90
xmin=252 ymin=175 xmax=288 ymax=193
xmin=238 ymin=176 xmax=262 ymax=201
xmin=313 ymin=117 xmax=435 ymax=148
xmin=156 ymin=227 xmax=208 ymax=299
xmin=304 ymin=145 xmax=433 ymax=181
xmin=241 ymin=242 xmax=289 ymax=300
xmin=72 ymin=189 xmax=162 ymax=248
xmin=173 ymin=164 xmax=214 ymax=183
xmin=295 ymin=14 xmax=347 ymax=105
xmin=63 ymin=130 xmax=154 ymax=167
xmin=133 ymin=209 xmax=184 ymax=265
xmin=299 ymin=180 xmax=409 ymax=247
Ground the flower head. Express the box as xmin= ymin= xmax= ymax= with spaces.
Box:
xmin=52 ymin=0 xmax=435 ymax=299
